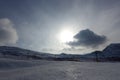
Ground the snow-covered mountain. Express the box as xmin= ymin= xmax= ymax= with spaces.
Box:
xmin=0 ymin=43 xmax=120 ymax=61
xmin=0 ymin=44 xmax=120 ymax=80
xmin=57 ymin=43 xmax=120 ymax=61
xmin=103 ymin=43 xmax=120 ymax=57
xmin=80 ymin=43 xmax=120 ymax=61
xmin=0 ymin=46 xmax=55 ymax=60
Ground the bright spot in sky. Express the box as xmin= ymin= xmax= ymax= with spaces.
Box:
xmin=59 ymin=29 xmax=74 ymax=43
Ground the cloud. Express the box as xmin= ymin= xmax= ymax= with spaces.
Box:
xmin=0 ymin=18 xmax=18 ymax=45
xmin=67 ymin=29 xmax=107 ymax=48
xmin=62 ymin=47 xmax=84 ymax=51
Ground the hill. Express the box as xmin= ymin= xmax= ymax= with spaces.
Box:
xmin=0 ymin=43 xmax=120 ymax=61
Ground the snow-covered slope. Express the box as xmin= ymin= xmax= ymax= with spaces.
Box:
xmin=0 ymin=43 xmax=120 ymax=61
xmin=0 ymin=58 xmax=120 ymax=80
xmin=103 ymin=43 xmax=120 ymax=57
xmin=80 ymin=43 xmax=120 ymax=61
xmin=0 ymin=46 xmax=55 ymax=60
xmin=0 ymin=58 xmax=43 ymax=70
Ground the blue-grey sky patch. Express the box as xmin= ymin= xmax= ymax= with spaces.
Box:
xmin=0 ymin=0 xmax=120 ymax=54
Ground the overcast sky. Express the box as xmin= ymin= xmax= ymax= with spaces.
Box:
xmin=0 ymin=0 xmax=120 ymax=54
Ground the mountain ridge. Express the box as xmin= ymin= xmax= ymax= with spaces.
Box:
xmin=0 ymin=43 xmax=120 ymax=61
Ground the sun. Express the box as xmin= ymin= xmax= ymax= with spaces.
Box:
xmin=59 ymin=29 xmax=74 ymax=43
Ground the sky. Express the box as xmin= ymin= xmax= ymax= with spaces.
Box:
xmin=0 ymin=0 xmax=120 ymax=54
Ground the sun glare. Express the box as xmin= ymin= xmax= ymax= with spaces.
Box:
xmin=59 ymin=29 xmax=74 ymax=43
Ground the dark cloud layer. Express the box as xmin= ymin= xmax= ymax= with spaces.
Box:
xmin=67 ymin=29 xmax=107 ymax=48
xmin=0 ymin=18 xmax=18 ymax=45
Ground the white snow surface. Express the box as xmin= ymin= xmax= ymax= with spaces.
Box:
xmin=0 ymin=58 xmax=120 ymax=80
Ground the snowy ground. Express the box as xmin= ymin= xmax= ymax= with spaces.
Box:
xmin=0 ymin=58 xmax=120 ymax=80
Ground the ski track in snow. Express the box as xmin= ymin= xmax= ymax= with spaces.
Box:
xmin=0 ymin=58 xmax=120 ymax=80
